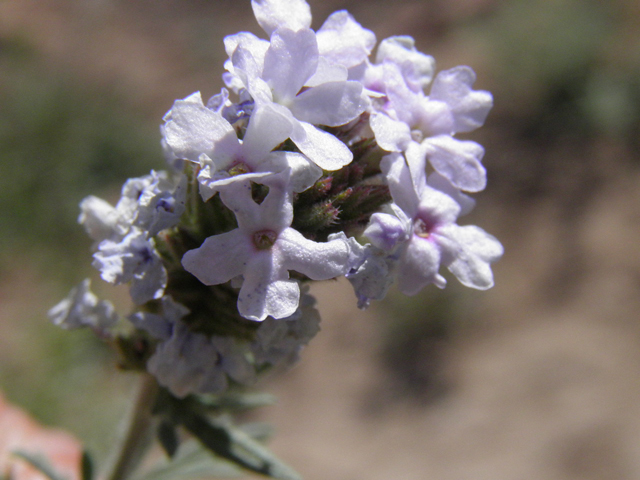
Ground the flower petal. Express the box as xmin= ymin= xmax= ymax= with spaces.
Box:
xmin=277 ymin=228 xmax=349 ymax=280
xmin=78 ymin=195 xmax=121 ymax=242
xmin=305 ymin=56 xmax=348 ymax=87
xmin=224 ymin=32 xmax=269 ymax=63
xmin=369 ymin=113 xmax=412 ymax=152
xmin=291 ymin=81 xmax=366 ymax=127
xmin=380 ymin=152 xmax=420 ymax=218
xmin=423 ymin=135 xmax=487 ymax=192
xmin=259 ymin=151 xmax=322 ymax=193
xmin=230 ymin=46 xmax=273 ymax=103
xmin=316 ymin=10 xmax=376 ymax=69
xmin=429 ymin=66 xmax=493 ymax=133
xmin=376 ymin=36 xmax=435 ymax=92
xmin=397 ymin=237 xmax=443 ymax=295
xmin=242 ymin=103 xmax=294 ymax=161
xmin=182 ymin=229 xmax=252 ymax=285
xmin=416 ymin=185 xmax=461 ymax=227
xmin=251 ymin=0 xmax=311 ymax=36
xmin=238 ymin=251 xmax=300 ymax=321
xmin=290 ymin=121 xmax=353 ymax=170
xmin=428 ymin=172 xmax=476 ymax=216
xmin=163 ymin=92 xmax=238 ymax=162
xmin=364 ymin=212 xmax=409 ymax=251
xmin=436 ymin=224 xmax=503 ymax=290
xmin=263 ymin=28 xmax=318 ymax=104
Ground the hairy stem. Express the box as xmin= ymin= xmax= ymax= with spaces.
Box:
xmin=101 ymin=373 xmax=159 ymax=480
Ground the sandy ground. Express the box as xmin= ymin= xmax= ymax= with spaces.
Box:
xmin=255 ymin=165 xmax=640 ymax=480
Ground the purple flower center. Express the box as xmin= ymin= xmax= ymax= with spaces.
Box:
xmin=156 ymin=197 xmax=175 ymax=213
xmin=413 ymin=218 xmax=435 ymax=239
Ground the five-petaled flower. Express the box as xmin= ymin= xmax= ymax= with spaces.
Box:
xmin=182 ymin=172 xmax=350 ymax=321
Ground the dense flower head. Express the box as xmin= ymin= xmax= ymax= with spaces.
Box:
xmin=50 ymin=0 xmax=503 ymax=398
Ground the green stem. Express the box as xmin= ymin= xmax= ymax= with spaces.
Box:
xmin=101 ymin=373 xmax=159 ymax=480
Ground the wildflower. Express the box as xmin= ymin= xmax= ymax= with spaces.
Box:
xmin=226 ymin=11 xmax=368 ymax=169
xmin=92 ymin=228 xmax=167 ymax=305
xmin=368 ymin=55 xmax=492 ymax=193
xmin=182 ymin=172 xmax=350 ymax=321
xmin=250 ymin=288 xmax=321 ymax=367
xmin=79 ymin=170 xmax=186 ymax=241
xmin=131 ymin=296 xmax=254 ymax=398
xmin=162 ymin=92 xmax=321 ymax=200
xmin=52 ymin=0 xmax=503 ymax=412
xmin=48 ymin=279 xmax=117 ymax=332
xmin=365 ymin=151 xmax=503 ymax=295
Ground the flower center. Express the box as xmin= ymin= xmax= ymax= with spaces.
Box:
xmin=253 ymin=230 xmax=277 ymax=250
xmin=156 ymin=197 xmax=175 ymax=213
xmin=413 ymin=218 xmax=433 ymax=238
xmin=228 ymin=161 xmax=251 ymax=177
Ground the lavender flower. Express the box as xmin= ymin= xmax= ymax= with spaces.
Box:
xmin=224 ymin=2 xmax=369 ymax=170
xmin=130 ymin=296 xmax=254 ymax=398
xmin=48 ymin=279 xmax=117 ymax=332
xmin=182 ymin=172 xmax=350 ymax=321
xmin=162 ymin=93 xmax=321 ymax=200
xmin=365 ymin=152 xmax=503 ymax=294
xmin=52 ymin=0 xmax=503 ymax=405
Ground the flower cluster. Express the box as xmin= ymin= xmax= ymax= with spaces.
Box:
xmin=49 ymin=0 xmax=502 ymax=399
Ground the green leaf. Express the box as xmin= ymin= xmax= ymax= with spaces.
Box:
xmin=180 ymin=413 xmax=302 ymax=480
xmin=11 ymin=450 xmax=69 ymax=480
xmin=132 ymin=440 xmax=244 ymax=480
xmin=239 ymin=421 xmax=274 ymax=443
xmin=81 ymin=450 xmax=94 ymax=480
xmin=157 ymin=421 xmax=180 ymax=458
xmin=194 ymin=392 xmax=277 ymax=412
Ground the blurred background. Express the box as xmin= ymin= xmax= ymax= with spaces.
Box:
xmin=1 ymin=0 xmax=640 ymax=479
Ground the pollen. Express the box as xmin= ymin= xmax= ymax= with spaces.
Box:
xmin=228 ymin=161 xmax=251 ymax=177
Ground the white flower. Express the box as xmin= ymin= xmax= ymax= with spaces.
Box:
xmin=251 ymin=0 xmax=375 ymax=72
xmin=133 ymin=171 xmax=187 ymax=236
xmin=92 ymin=228 xmax=167 ymax=305
xmin=78 ymin=170 xmax=186 ymax=242
xmin=251 ymin=288 xmax=320 ymax=367
xmin=130 ymin=296 xmax=255 ymax=397
xmin=48 ymin=279 xmax=117 ymax=331
xmin=251 ymin=0 xmax=311 ymax=36
xmin=374 ymin=36 xmax=435 ymax=92
xmin=182 ymin=172 xmax=350 ymax=321
xmin=315 ymin=10 xmax=376 ymax=72
xmin=78 ymin=196 xmax=124 ymax=243
xmin=373 ymin=65 xmax=493 ymax=140
xmin=228 ymin=26 xmax=367 ymax=170
xmin=129 ymin=295 xmax=189 ymax=340
xmin=368 ymin=62 xmax=492 ymax=192
xmin=344 ymin=240 xmax=396 ymax=309
xmin=366 ymin=152 xmax=503 ymax=295
xmin=148 ymin=322 xmax=255 ymax=398
xmin=223 ymin=1 xmax=372 ymax=170
xmin=162 ymin=92 xmax=321 ymax=199
xmin=428 ymin=171 xmax=476 ymax=216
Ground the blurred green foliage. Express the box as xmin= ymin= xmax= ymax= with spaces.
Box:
xmin=0 ymin=33 xmax=162 ymax=275
xmin=480 ymin=0 xmax=640 ymax=144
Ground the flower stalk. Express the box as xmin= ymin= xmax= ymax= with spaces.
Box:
xmin=101 ymin=373 xmax=159 ymax=480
